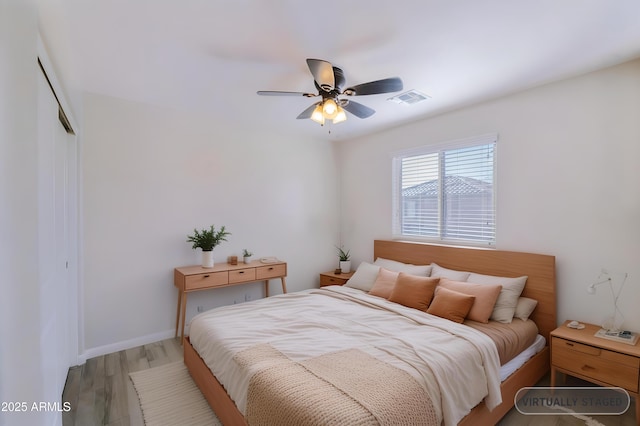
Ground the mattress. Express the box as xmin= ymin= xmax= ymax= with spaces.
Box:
xmin=189 ymin=285 xmax=503 ymax=425
xmin=465 ymin=317 xmax=539 ymax=365
xmin=499 ymin=334 xmax=546 ymax=381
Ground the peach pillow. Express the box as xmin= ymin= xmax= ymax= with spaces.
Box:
xmin=427 ymin=287 xmax=475 ymax=323
xmin=438 ymin=278 xmax=502 ymax=323
xmin=368 ymin=268 xmax=399 ymax=299
xmin=388 ymin=273 xmax=439 ymax=311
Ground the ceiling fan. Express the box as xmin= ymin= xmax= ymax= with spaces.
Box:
xmin=257 ymin=58 xmax=403 ymax=125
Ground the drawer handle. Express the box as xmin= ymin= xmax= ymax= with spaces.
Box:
xmin=203 ymin=275 xmax=210 ymax=278
xmin=239 ymin=271 xmax=245 ymax=274
xmin=565 ymin=342 xmax=574 ymax=347
xmin=268 ymin=267 xmax=274 ymax=271
xmin=581 ymin=365 xmax=596 ymax=372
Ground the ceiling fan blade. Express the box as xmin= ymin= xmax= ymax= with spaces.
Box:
xmin=257 ymin=91 xmax=317 ymax=97
xmin=343 ymin=77 xmax=403 ymax=96
xmin=342 ymin=100 xmax=375 ymax=119
xmin=296 ymin=103 xmax=320 ymax=119
xmin=306 ymin=58 xmax=335 ymax=92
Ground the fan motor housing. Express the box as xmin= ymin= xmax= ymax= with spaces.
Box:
xmin=314 ymin=66 xmax=346 ymax=96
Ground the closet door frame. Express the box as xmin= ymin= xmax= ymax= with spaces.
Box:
xmin=37 ymin=34 xmax=81 ymax=368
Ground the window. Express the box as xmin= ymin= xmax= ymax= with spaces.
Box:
xmin=392 ymin=134 xmax=496 ymax=246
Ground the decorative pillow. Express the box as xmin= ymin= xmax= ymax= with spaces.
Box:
xmin=368 ymin=268 xmax=399 ymax=299
xmin=374 ymin=257 xmax=432 ymax=276
xmin=388 ymin=273 xmax=440 ymax=311
xmin=438 ymin=278 xmax=502 ymax=323
xmin=344 ymin=262 xmax=380 ymax=292
xmin=430 ymin=263 xmax=471 ymax=281
xmin=514 ymin=297 xmax=538 ymax=321
xmin=427 ymin=287 xmax=476 ymax=323
xmin=467 ymin=273 xmax=528 ymax=323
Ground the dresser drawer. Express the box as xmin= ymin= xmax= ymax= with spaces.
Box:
xmin=552 ymin=337 xmax=640 ymax=367
xmin=552 ymin=337 xmax=640 ymax=392
xmin=256 ymin=264 xmax=286 ymax=279
xmin=185 ymin=272 xmax=228 ymax=290
xmin=229 ymin=268 xmax=256 ymax=284
xmin=320 ymin=275 xmax=349 ymax=286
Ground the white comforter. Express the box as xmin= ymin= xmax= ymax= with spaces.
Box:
xmin=189 ymin=285 xmax=502 ymax=425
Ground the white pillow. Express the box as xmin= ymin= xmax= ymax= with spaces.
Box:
xmin=467 ymin=272 xmax=528 ymax=323
xmin=514 ymin=297 xmax=538 ymax=321
xmin=344 ymin=262 xmax=380 ymax=292
xmin=430 ymin=263 xmax=470 ymax=281
xmin=374 ymin=257 xmax=432 ymax=276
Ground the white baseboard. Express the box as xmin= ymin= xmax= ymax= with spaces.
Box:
xmin=78 ymin=328 xmax=176 ymax=364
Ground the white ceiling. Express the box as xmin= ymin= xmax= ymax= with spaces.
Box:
xmin=39 ymin=0 xmax=640 ymax=141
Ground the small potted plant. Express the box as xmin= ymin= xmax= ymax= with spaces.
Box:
xmin=242 ymin=249 xmax=253 ymax=264
xmin=337 ymin=246 xmax=351 ymax=273
xmin=187 ymin=225 xmax=231 ymax=268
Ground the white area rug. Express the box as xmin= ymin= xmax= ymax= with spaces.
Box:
xmin=129 ymin=362 xmax=222 ymax=426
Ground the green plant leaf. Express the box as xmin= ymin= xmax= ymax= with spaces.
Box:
xmin=187 ymin=225 xmax=231 ymax=251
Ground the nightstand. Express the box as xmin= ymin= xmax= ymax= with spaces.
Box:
xmin=551 ymin=320 xmax=640 ymax=423
xmin=319 ymin=270 xmax=355 ymax=287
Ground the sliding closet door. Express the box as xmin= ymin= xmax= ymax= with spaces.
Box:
xmin=37 ymin=65 xmax=75 ymax=417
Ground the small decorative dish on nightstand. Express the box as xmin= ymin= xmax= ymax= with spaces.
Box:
xmin=567 ymin=320 xmax=585 ymax=329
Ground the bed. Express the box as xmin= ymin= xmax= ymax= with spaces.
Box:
xmin=184 ymin=239 xmax=556 ymax=425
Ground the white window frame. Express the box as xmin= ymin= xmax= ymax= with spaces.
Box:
xmin=392 ymin=133 xmax=497 ymax=247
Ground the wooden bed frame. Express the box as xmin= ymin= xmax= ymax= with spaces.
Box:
xmin=184 ymin=239 xmax=556 ymax=426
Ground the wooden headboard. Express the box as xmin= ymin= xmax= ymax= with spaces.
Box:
xmin=373 ymin=240 xmax=557 ymax=341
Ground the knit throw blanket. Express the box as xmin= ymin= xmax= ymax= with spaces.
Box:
xmin=234 ymin=344 xmax=438 ymax=426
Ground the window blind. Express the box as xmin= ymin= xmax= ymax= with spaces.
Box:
xmin=392 ymin=135 xmax=497 ymax=246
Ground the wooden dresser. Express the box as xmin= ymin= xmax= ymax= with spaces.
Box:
xmin=174 ymin=260 xmax=287 ymax=341
xmin=551 ymin=320 xmax=640 ymax=423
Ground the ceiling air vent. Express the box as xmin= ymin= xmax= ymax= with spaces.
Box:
xmin=387 ymin=89 xmax=430 ymax=105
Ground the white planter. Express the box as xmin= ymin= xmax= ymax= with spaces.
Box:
xmin=339 ymin=260 xmax=351 ymax=274
xmin=202 ymin=251 xmax=214 ymax=268
xmin=243 ymin=256 xmax=252 ymax=264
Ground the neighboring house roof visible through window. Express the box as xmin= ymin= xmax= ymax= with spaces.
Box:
xmin=402 ymin=175 xmax=492 ymax=197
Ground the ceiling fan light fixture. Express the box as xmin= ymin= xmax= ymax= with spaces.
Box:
xmin=322 ymin=98 xmax=339 ymax=118
xmin=332 ymin=107 xmax=347 ymax=124
xmin=310 ymin=104 xmax=325 ymax=125
xmin=258 ymin=58 xmax=402 ymax=125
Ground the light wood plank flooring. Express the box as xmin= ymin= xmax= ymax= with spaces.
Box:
xmin=63 ymin=338 xmax=182 ymax=426
xmin=63 ymin=338 xmax=637 ymax=426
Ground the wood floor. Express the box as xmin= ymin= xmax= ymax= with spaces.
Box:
xmin=62 ymin=338 xmax=182 ymax=426
xmin=63 ymin=338 xmax=637 ymax=426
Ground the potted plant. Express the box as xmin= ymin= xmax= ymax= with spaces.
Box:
xmin=187 ymin=225 xmax=231 ymax=268
xmin=337 ymin=246 xmax=351 ymax=273
xmin=242 ymin=249 xmax=253 ymax=264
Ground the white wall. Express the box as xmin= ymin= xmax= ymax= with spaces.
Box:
xmin=338 ymin=59 xmax=640 ymax=332
xmin=81 ymin=93 xmax=340 ymax=355
xmin=0 ymin=2 xmax=66 ymax=426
